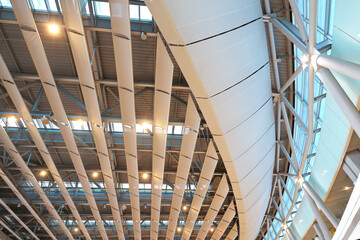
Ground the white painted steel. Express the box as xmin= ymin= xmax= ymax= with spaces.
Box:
xmin=211 ymin=201 xmax=236 ymax=240
xmin=109 ymin=0 xmax=141 ymax=238
xmin=196 ymin=175 xmax=229 ymax=240
xmin=225 ymin=224 xmax=238 ymax=240
xmin=150 ymin=36 xmax=174 ymax=240
xmin=302 ymin=182 xmax=339 ymax=228
xmin=10 ymin=1 xmax=102 ymax=238
xmin=304 ymin=191 xmax=332 ymax=240
xmin=288 ymin=0 xmax=309 ymax=44
xmin=0 ymin=169 xmax=57 ymax=240
xmin=166 ymin=95 xmax=201 ymax=239
xmin=144 ymin=1 xmax=275 ymax=239
xmin=0 ymin=125 xmax=74 ymax=240
xmin=59 ymin=1 xmax=125 ymax=238
xmin=0 ymin=199 xmax=40 ymax=240
xmin=181 ymin=141 xmax=218 ymax=239
xmin=0 ymin=218 xmax=21 ymax=240
xmin=316 ymin=68 xmax=360 ymax=137
xmin=316 ymin=54 xmax=360 ymax=82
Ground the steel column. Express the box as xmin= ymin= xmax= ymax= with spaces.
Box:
xmin=316 ymin=67 xmax=360 ymax=137
xmin=317 ymin=54 xmax=360 ymax=82
xmin=302 ymin=181 xmax=339 ymax=228
xmin=304 ymin=191 xmax=332 ymax=240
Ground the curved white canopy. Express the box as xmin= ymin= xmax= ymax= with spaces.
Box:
xmin=144 ymin=1 xmax=275 ymax=239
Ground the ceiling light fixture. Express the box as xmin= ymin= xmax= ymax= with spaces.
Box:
xmin=141 ymin=122 xmax=153 ymax=135
xmin=177 ymin=227 xmax=182 ymax=232
xmin=49 ymin=24 xmax=59 ymax=35
xmin=40 ymin=170 xmax=47 ymax=177
xmin=210 ymin=227 xmax=215 ymax=232
xmin=344 ymin=186 xmax=351 ymax=190
xmin=141 ymin=32 xmax=147 ymax=40
xmin=74 ymin=227 xmax=79 ymax=232
xmin=92 ymin=172 xmax=99 ymax=178
xmin=300 ymin=54 xmax=310 ymax=64
xmin=142 ymin=173 xmax=149 ymax=180
xmin=182 ymin=205 xmax=187 ymax=211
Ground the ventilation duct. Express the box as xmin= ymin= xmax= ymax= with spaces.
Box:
xmin=211 ymin=201 xmax=236 ymax=239
xmin=109 ymin=1 xmax=141 ymax=238
xmin=59 ymin=0 xmax=125 ymax=238
xmin=0 ymin=169 xmax=56 ymax=240
xmin=166 ymin=95 xmax=201 ymax=239
xmin=10 ymin=1 xmax=105 ymax=238
xmin=196 ymin=174 xmax=229 ymax=240
xmin=150 ymin=36 xmax=174 ymax=239
xmin=181 ymin=140 xmax=218 ymax=239
xmin=0 ymin=125 xmax=74 ymax=240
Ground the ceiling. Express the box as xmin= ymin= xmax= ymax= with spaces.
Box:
xmin=0 ymin=0 xmax=304 ymax=239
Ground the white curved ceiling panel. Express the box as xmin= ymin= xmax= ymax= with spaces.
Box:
xmin=144 ymin=1 xmax=275 ymax=239
xmin=181 ymin=141 xmax=218 ymax=239
xmin=232 ymin=125 xmax=276 ymax=179
xmin=211 ymin=201 xmax=236 ymax=240
xmin=220 ymin=99 xmax=274 ymax=160
xmin=226 ymin=224 xmax=238 ymax=240
xmin=166 ymin=96 xmax=201 ymax=239
xmin=147 ymin=0 xmax=261 ymax=45
xmin=202 ymin=64 xmax=271 ymax=134
xmin=109 ymin=0 xmax=141 ymax=238
xmin=150 ymin=36 xmax=174 ymax=240
xmin=196 ymin=175 xmax=229 ymax=240
xmin=182 ymin=20 xmax=269 ymax=98
xmin=59 ymin=0 xmax=125 ymax=238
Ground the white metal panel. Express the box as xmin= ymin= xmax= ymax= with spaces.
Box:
xmin=150 ymin=36 xmax=174 ymax=240
xmin=196 ymin=175 xmax=229 ymax=240
xmin=109 ymin=0 xmax=141 ymax=238
xmin=211 ymin=201 xmax=236 ymax=240
xmin=0 ymin=125 xmax=74 ymax=240
xmin=225 ymin=224 xmax=238 ymax=240
xmin=0 ymin=169 xmax=56 ymax=240
xmin=9 ymin=1 xmax=103 ymax=238
xmin=181 ymin=141 xmax=218 ymax=239
xmin=145 ymin=0 xmax=261 ymax=45
xmin=143 ymin=1 xmax=275 ymax=238
xmin=166 ymin=95 xmax=201 ymax=239
xmin=59 ymin=0 xmax=125 ymax=238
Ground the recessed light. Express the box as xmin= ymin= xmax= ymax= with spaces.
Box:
xmin=49 ymin=24 xmax=59 ymax=35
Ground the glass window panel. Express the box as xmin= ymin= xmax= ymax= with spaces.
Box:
xmin=136 ymin=123 xmax=144 ymax=133
xmin=173 ymin=125 xmax=183 ymax=135
xmin=129 ymin=5 xmax=139 ymax=20
xmin=112 ymin=122 xmax=123 ymax=132
xmin=48 ymin=0 xmax=58 ymax=12
xmin=31 ymin=0 xmax=47 ymax=11
xmin=7 ymin=117 xmax=18 ymax=127
xmin=140 ymin=5 xmax=152 ymax=21
xmin=0 ymin=0 xmax=11 ymax=7
xmin=167 ymin=125 xmax=173 ymax=134
xmin=94 ymin=1 xmax=110 ymax=17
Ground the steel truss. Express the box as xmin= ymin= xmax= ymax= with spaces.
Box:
xmin=260 ymin=0 xmax=360 ymax=239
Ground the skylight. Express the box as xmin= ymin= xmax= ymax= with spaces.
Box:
xmin=0 ymin=0 xmax=11 ymax=8
xmin=129 ymin=4 xmax=152 ymax=22
xmin=2 ymin=117 xmax=184 ymax=135
xmin=31 ymin=0 xmax=47 ymax=11
xmin=93 ymin=1 xmax=110 ymax=17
